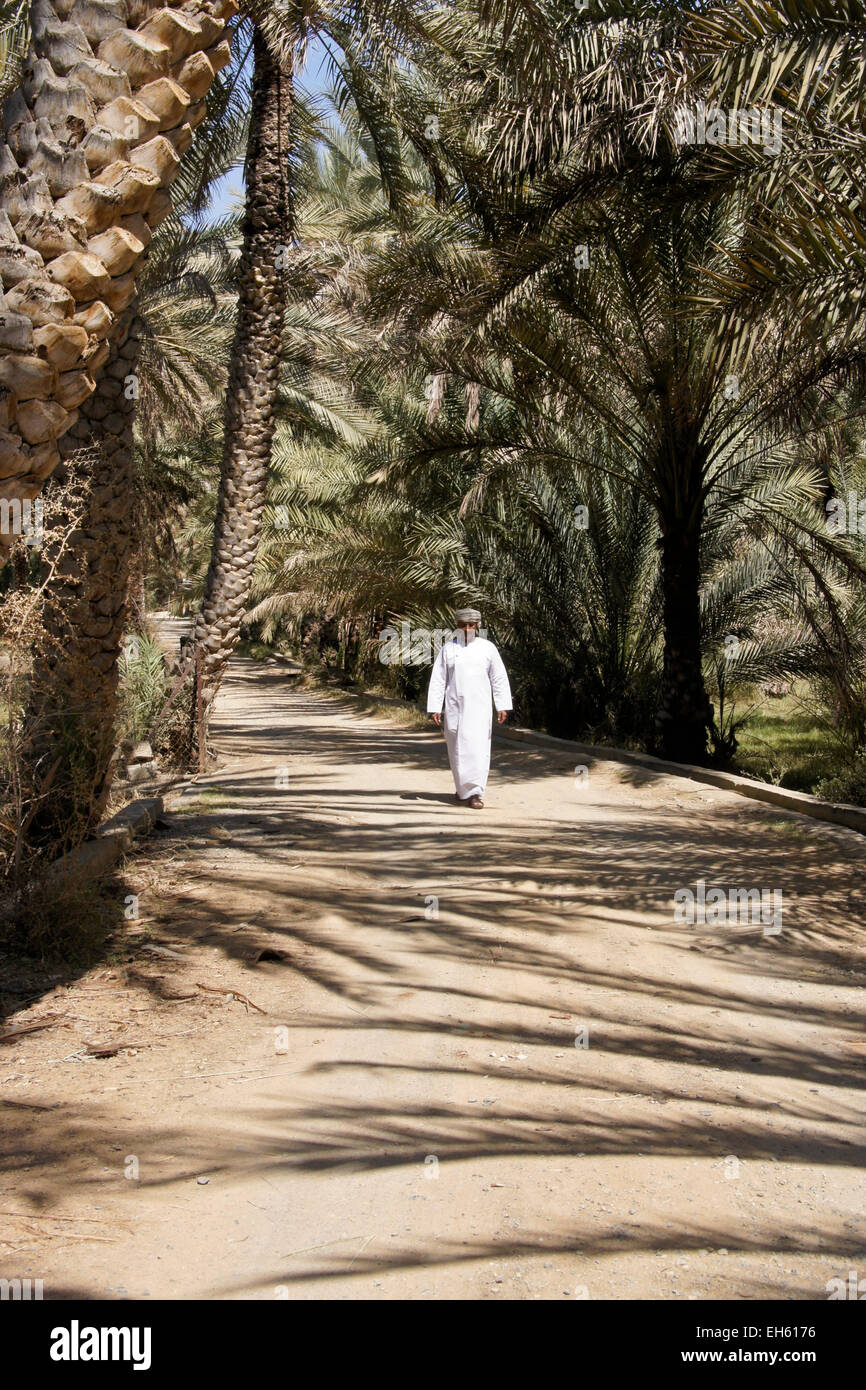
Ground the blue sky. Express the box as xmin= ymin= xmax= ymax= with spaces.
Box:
xmin=205 ymin=35 xmax=337 ymax=222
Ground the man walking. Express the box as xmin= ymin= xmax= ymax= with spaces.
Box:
xmin=427 ymin=608 xmax=512 ymax=809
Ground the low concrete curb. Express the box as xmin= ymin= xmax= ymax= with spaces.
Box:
xmin=52 ymin=797 xmax=165 ymax=879
xmin=99 ymin=796 xmax=164 ymax=846
xmin=340 ymin=685 xmax=866 ymax=837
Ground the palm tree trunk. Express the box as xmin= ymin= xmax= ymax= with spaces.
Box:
xmin=27 ymin=307 xmax=141 ymax=847
xmin=465 ymin=380 xmax=480 ymax=432
xmin=426 ymin=372 xmax=445 ymax=424
xmin=655 ymin=504 xmax=712 ymax=764
xmin=0 ymin=0 xmax=234 ymax=554
xmin=190 ymin=28 xmax=294 ymax=716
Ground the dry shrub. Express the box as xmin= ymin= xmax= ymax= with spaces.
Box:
xmin=0 ymin=464 xmax=116 ymax=960
xmin=1 ymin=866 xmax=125 ymax=966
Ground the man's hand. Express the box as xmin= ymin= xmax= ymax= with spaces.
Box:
xmin=431 ymin=712 xmax=442 ymax=726
xmin=497 ymin=710 xmax=508 ymax=724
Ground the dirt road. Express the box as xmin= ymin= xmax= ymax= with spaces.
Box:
xmin=2 ymin=661 xmax=865 ymax=1299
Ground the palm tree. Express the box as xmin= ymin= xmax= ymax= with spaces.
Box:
xmin=186 ymin=17 xmax=297 ymax=715
xmin=23 ymin=56 xmax=246 ymax=844
xmin=26 ymin=304 xmax=143 ymax=843
xmin=347 ymin=0 xmax=866 ymax=763
xmin=682 ymin=0 xmax=866 ymax=352
xmin=127 ymin=206 xmax=241 ymax=607
xmin=6 ymin=0 xmax=429 ymax=812
xmin=254 ymin=314 xmax=862 ymax=754
xmin=0 ymin=0 xmax=238 ymax=548
xmin=184 ymin=0 xmax=447 ymax=731
xmin=244 ymin=116 xmax=848 ymax=752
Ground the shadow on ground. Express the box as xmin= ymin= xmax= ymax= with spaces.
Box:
xmin=2 ymin=663 xmax=864 ymax=1297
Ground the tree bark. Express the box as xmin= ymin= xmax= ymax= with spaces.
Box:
xmin=27 ymin=306 xmax=141 ymax=847
xmin=465 ymin=380 xmax=480 ymax=432
xmin=190 ymin=29 xmax=294 ymax=715
xmin=655 ymin=503 xmax=712 ymax=765
xmin=0 ymin=0 xmax=234 ymax=555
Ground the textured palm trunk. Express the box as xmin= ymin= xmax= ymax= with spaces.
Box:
xmin=655 ymin=502 xmax=712 ymax=765
xmin=190 ymin=28 xmax=294 ymax=716
xmin=464 ymin=379 xmax=480 ymax=432
xmin=0 ymin=0 xmax=234 ymax=555
xmin=27 ymin=305 xmax=141 ymax=846
xmin=425 ymin=371 xmax=445 ymax=424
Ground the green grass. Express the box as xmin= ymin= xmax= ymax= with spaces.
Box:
xmin=236 ymin=638 xmax=276 ymax=661
xmin=236 ymin=637 xmax=299 ymax=663
xmin=730 ymin=689 xmax=840 ymax=795
xmin=319 ymin=680 xmax=432 ymax=731
xmin=360 ymin=697 xmax=431 ymax=731
xmin=759 ymin=817 xmax=814 ymax=839
xmin=171 ymin=788 xmax=235 ymax=814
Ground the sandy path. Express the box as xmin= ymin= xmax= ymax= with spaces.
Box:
xmin=1 ymin=660 xmax=865 ymax=1300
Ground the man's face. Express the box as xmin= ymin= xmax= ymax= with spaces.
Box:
xmin=458 ymin=621 xmax=478 ymax=634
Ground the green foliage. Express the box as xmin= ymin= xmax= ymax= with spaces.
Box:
xmin=815 ymin=754 xmax=866 ymax=808
xmin=0 ymin=0 xmax=29 ymax=101
xmin=246 ymin=92 xmax=866 ymax=763
xmin=117 ymin=634 xmax=169 ymax=745
xmin=135 ymin=1 xmax=866 ymax=793
xmin=688 ymin=0 xmax=866 ymax=351
xmin=733 ymin=693 xmax=839 ymax=793
xmin=117 ymin=632 xmax=198 ymax=768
